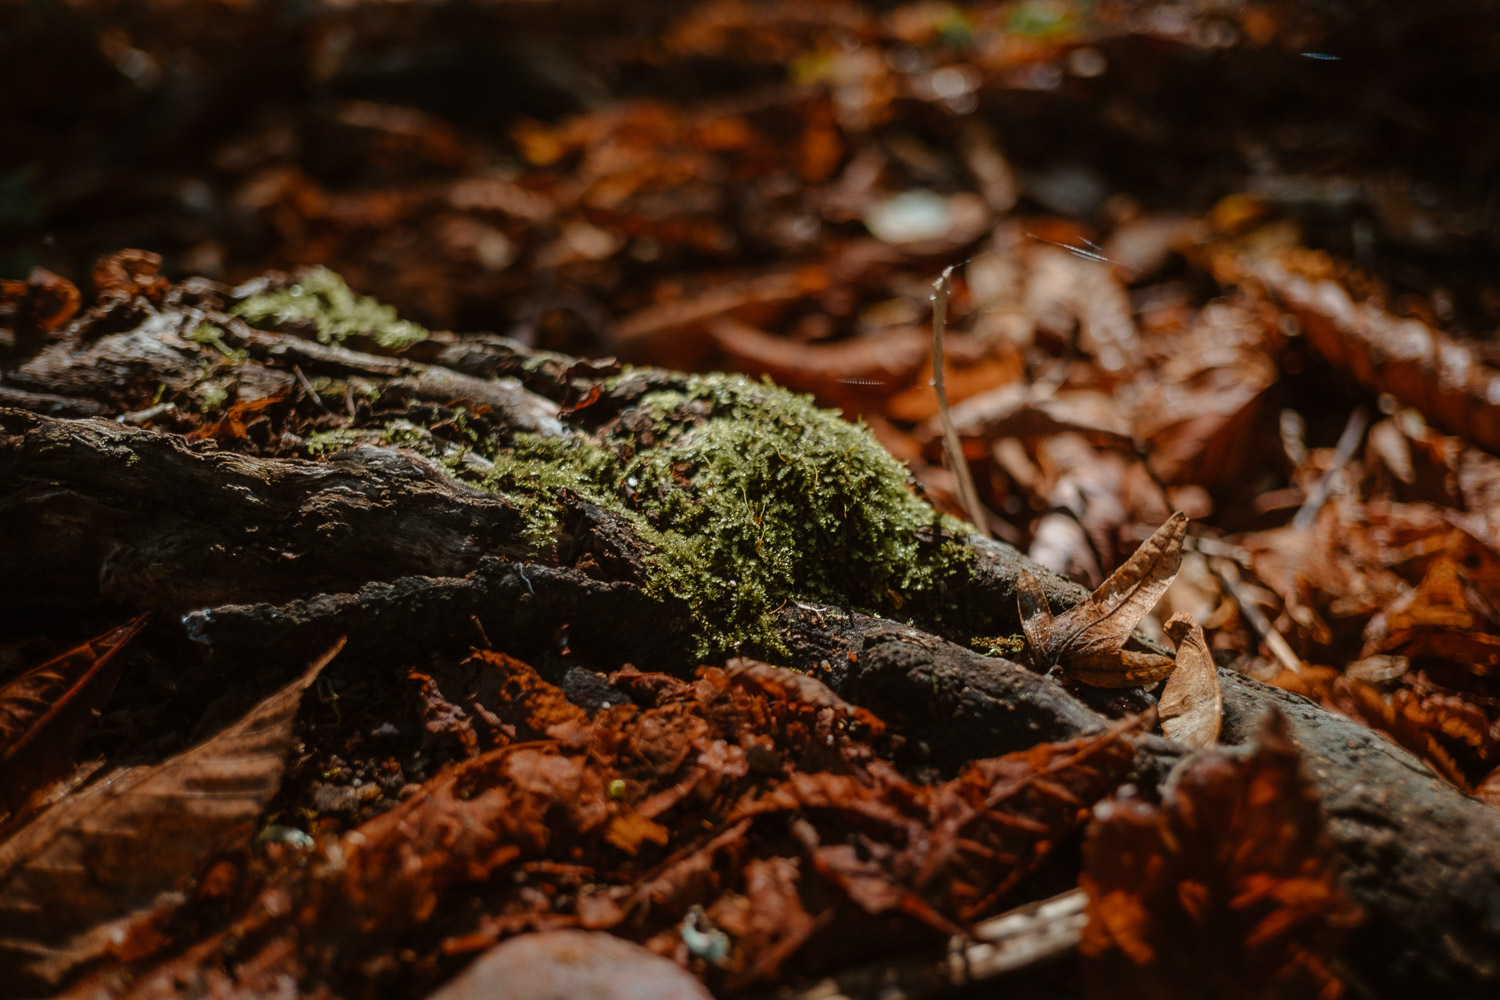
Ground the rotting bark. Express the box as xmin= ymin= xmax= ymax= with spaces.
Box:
xmin=2 ymin=279 xmax=1498 ymax=995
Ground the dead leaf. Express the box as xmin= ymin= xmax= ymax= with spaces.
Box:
xmin=0 ymin=267 xmax=81 ymax=334
xmin=91 ymin=249 xmax=170 ymax=304
xmin=1019 ymin=512 xmax=1188 ymax=686
xmin=0 ymin=613 xmax=151 ymax=814
xmin=1080 ymin=709 xmax=1360 ymax=1000
xmin=1158 ymin=613 xmax=1222 ymax=748
xmin=1231 ymin=249 xmax=1500 ymax=456
xmin=0 ymin=640 xmax=342 ymax=995
xmin=1477 ymin=766 xmax=1500 ymax=810
xmin=1367 ymin=552 xmax=1500 ymax=677
xmin=710 ymin=317 xmax=927 ymax=405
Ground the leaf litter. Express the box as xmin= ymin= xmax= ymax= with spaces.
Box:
xmin=0 ymin=640 xmax=344 ymax=997
xmin=1080 ymin=710 xmax=1361 ymax=1000
xmin=42 ymin=651 xmax=1141 ymax=998
xmin=5 ymin=0 xmax=1500 ymax=996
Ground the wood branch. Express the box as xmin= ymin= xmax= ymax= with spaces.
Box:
xmin=0 ymin=408 xmax=531 ymax=610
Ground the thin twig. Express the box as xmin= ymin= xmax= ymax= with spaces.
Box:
xmin=773 ymin=888 xmax=1087 ymax=1000
xmin=931 ymin=266 xmax=990 ymax=537
xmin=291 ymin=364 xmax=335 ymax=416
xmin=1208 ymin=557 xmax=1303 ymax=676
xmin=1292 ymin=406 xmax=1368 ymax=530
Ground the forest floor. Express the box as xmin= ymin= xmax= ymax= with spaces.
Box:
xmin=3 ymin=2 xmax=1500 ymax=998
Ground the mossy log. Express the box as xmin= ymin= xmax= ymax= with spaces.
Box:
xmin=2 ymin=270 xmax=1497 ymax=995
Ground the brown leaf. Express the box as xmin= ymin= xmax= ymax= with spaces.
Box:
xmin=1158 ymin=613 xmax=1222 ymax=748
xmin=91 ymin=249 xmax=170 ymax=303
xmin=937 ymin=384 xmax=1135 ymax=448
xmin=0 ymin=613 xmax=151 ymax=814
xmin=1016 ymin=568 xmax=1057 ymax=665
xmin=1080 ymin=709 xmax=1360 ymax=1000
xmin=1232 ymin=249 xmax=1500 ymax=456
xmin=0 ymin=640 xmax=342 ymax=995
xmin=0 ymin=267 xmax=81 ymax=334
xmin=710 ymin=316 xmax=927 ymax=405
xmin=1020 ymin=513 xmax=1188 ymax=686
xmin=1371 ymin=553 xmax=1500 ymax=677
xmin=710 ymin=855 xmax=824 ymax=989
xmin=1477 ymin=766 xmax=1500 ymax=810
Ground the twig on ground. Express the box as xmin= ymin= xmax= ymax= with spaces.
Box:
xmin=931 ymin=266 xmax=991 ymax=537
xmin=774 ymin=888 xmax=1086 ymax=1000
xmin=1208 ymin=557 xmax=1303 ymax=676
xmin=1292 ymin=406 xmax=1369 ymax=530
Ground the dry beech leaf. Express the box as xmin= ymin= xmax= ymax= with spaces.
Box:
xmin=0 ymin=613 xmax=151 ymax=814
xmin=0 ymin=639 xmax=343 ymax=996
xmin=1019 ymin=513 xmax=1188 ymax=687
xmin=1080 ymin=708 xmax=1360 ymax=1000
xmin=1158 ymin=613 xmax=1222 ymax=748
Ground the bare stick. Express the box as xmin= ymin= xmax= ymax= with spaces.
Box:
xmin=931 ymin=266 xmax=990 ymax=537
xmin=774 ymin=888 xmax=1086 ymax=1000
xmin=1208 ymin=556 xmax=1303 ymax=676
xmin=1292 ymin=406 xmax=1368 ymax=530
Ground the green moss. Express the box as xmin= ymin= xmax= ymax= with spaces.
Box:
xmin=972 ymin=634 xmax=1026 ymax=657
xmin=299 ymin=356 xmax=973 ymax=660
xmin=186 ymin=322 xmax=246 ymax=360
xmin=199 ymin=383 xmax=228 ymax=413
xmin=231 ymin=267 xmax=428 ymax=350
xmin=305 ymin=428 xmax=368 ymax=455
xmin=486 ymin=373 xmax=973 ymax=659
xmin=481 ymin=432 xmax=625 ymax=549
xmin=304 ymin=419 xmax=455 ymax=459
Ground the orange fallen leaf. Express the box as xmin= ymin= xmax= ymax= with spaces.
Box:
xmin=1081 ymin=709 xmax=1360 ymax=1000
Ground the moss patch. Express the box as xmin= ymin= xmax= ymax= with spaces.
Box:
xmin=186 ymin=322 xmax=246 ymax=360
xmin=232 ymin=268 xmax=428 ymax=350
xmin=485 ymin=374 xmax=973 ymax=659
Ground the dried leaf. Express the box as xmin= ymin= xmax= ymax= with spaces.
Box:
xmin=1016 ymin=569 xmax=1056 ymax=668
xmin=710 ymin=317 xmax=927 ymax=404
xmin=91 ymin=249 xmax=170 ymax=304
xmin=1158 ymin=613 xmax=1222 ymax=748
xmin=0 ymin=613 xmax=151 ymax=814
xmin=1477 ymin=766 xmax=1500 ymax=810
xmin=0 ymin=640 xmax=342 ymax=995
xmin=709 ymin=855 xmax=823 ymax=989
xmin=0 ymin=267 xmax=81 ymax=333
xmin=1021 ymin=513 xmax=1188 ymax=686
xmin=939 ymin=384 xmax=1135 ymax=447
xmin=1081 ymin=709 xmax=1360 ymax=1000
xmin=1233 ymin=250 xmax=1500 ymax=455
xmin=1370 ymin=553 xmax=1500 ymax=676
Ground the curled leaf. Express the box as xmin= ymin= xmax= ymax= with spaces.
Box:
xmin=1159 ymin=613 xmax=1222 ymax=749
xmin=1019 ymin=513 xmax=1188 ymax=687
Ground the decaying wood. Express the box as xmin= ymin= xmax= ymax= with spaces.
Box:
xmin=2 ymin=293 xmax=1498 ymax=996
